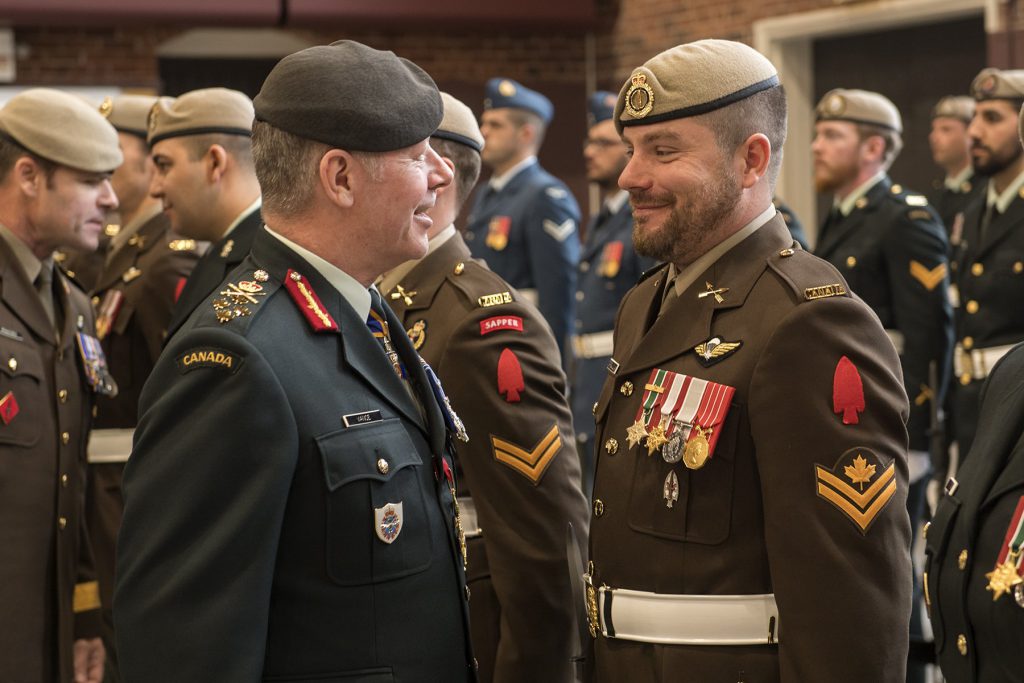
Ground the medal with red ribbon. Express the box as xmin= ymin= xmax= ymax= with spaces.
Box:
xmin=659 ymin=373 xmax=735 ymax=469
xmin=985 ymin=495 xmax=1024 ymax=603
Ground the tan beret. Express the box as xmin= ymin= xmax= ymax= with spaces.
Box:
xmin=615 ymin=39 xmax=779 ymax=133
xmin=0 ymin=88 xmax=122 ymax=173
xmin=931 ymin=96 xmax=974 ymax=123
xmin=971 ymin=68 xmax=1024 ymax=101
xmin=815 ymin=88 xmax=902 ymax=134
xmin=99 ymin=94 xmax=159 ymax=139
xmin=432 ymin=92 xmax=484 ymax=153
xmin=148 ymin=87 xmax=254 ymax=145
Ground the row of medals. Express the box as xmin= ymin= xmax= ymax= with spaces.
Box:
xmin=629 ymin=415 xmax=711 ymax=510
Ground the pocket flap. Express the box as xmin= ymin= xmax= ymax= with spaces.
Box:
xmin=317 ymin=418 xmax=422 ymax=491
xmin=0 ymin=336 xmax=44 ymax=381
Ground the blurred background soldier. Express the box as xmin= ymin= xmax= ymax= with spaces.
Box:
xmin=380 ymin=91 xmax=589 ymax=683
xmin=928 ymin=95 xmax=983 ymax=248
xmin=0 ymin=88 xmax=122 ymax=683
xmin=464 ymin=77 xmax=580 ymax=358
xmin=147 ymin=88 xmax=262 ymax=338
xmin=86 ymin=94 xmax=200 ymax=681
xmin=572 ymin=90 xmax=654 ymax=496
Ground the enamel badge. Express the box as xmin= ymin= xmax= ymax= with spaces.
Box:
xmin=375 ymin=502 xmax=404 ymax=544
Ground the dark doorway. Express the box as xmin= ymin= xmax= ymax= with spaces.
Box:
xmin=812 ymin=16 xmax=986 ymax=226
xmin=158 ymin=57 xmax=279 ymax=98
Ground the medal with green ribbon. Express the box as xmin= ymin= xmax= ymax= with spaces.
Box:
xmin=986 ymin=495 xmax=1024 ymax=602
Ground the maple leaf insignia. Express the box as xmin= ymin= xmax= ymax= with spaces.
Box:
xmin=844 ymin=454 xmax=876 ymax=491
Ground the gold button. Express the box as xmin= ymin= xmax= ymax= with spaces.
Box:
xmin=592 ymin=402 xmax=599 ymax=416
xmin=778 ymin=248 xmax=794 ymax=257
xmin=7 ymin=357 xmax=16 ymax=371
xmin=377 ymin=458 xmax=389 ymax=475
xmin=962 ymin=337 xmax=974 ymax=350
xmin=957 ymin=634 xmax=967 ymax=656
xmin=576 ymin=291 xmax=585 ymax=302
xmin=604 ymin=438 xmax=618 ymax=455
xmin=61 ymin=473 xmax=68 ymax=487
xmin=619 ymin=381 xmax=634 ymax=397
xmin=960 ymin=373 xmax=972 ymax=386
xmin=891 ymin=183 xmax=903 ymax=194
xmin=965 ymin=300 xmax=979 ymax=314
xmin=91 ymin=295 xmax=100 ymax=307
xmin=846 ymin=256 xmax=857 ymax=268
xmin=58 ymin=389 xmax=68 ymax=403
xmin=971 ymin=263 xmax=984 ymax=276
xmin=58 ymin=517 xmax=67 ymax=530
xmin=855 ymin=197 xmax=869 ymax=209
xmin=922 ymin=522 xmax=930 ymax=540
xmin=61 ymin=432 xmax=70 ymax=445
xmin=1015 ymin=261 xmax=1024 ymax=274
xmin=593 ymin=499 xmax=604 ymax=517
xmin=958 ymin=549 xmax=968 ymax=570
xmin=453 ymin=262 xmax=465 ymax=276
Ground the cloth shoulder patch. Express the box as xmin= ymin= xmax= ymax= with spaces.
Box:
xmin=480 ymin=315 xmax=524 ymax=335
xmin=497 ymin=348 xmax=524 ymax=402
xmin=815 ymin=448 xmax=897 ymax=534
xmin=545 ymin=186 xmax=568 ymax=199
xmin=176 ymin=347 xmax=242 ymax=374
xmin=909 ymin=260 xmax=946 ymax=291
xmin=0 ymin=390 xmax=19 ymax=424
xmin=833 ymin=356 xmax=864 ymax=425
xmin=542 ymin=218 xmax=576 ymax=242
xmin=491 ymin=424 xmax=563 ymax=484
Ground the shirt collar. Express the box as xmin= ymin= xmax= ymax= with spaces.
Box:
xmin=489 ymin=156 xmax=537 ymax=192
xmin=838 ymin=170 xmax=886 ymax=216
xmin=605 ymin=189 xmax=629 ymax=214
xmin=987 ymin=168 xmax=1024 ymax=214
xmin=944 ymin=166 xmax=974 ymax=193
xmin=672 ymin=203 xmax=776 ymax=297
xmin=0 ymin=223 xmax=44 ymax=284
xmin=222 ymin=197 xmax=262 ymax=239
xmin=264 ymin=225 xmax=371 ymax=321
xmin=377 ymin=224 xmax=457 ymax=294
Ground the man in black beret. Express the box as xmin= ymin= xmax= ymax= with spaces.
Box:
xmin=115 ymin=41 xmax=476 ymax=682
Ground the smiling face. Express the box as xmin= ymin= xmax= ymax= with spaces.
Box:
xmin=32 ymin=164 xmax=118 ymax=254
xmin=618 ymin=115 xmax=742 ymax=266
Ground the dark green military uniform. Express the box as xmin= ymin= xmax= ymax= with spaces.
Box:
xmin=929 ymin=173 xmax=984 ymax=246
xmin=384 ymin=230 xmax=590 ymax=682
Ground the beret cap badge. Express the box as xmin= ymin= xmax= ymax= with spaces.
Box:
xmin=979 ymin=75 xmax=996 ymax=95
xmin=98 ymin=97 xmax=113 ymax=119
xmin=498 ymin=79 xmax=517 ymax=97
xmin=625 ymin=73 xmax=655 ymax=119
xmin=826 ymin=93 xmax=846 ymax=116
xmin=147 ymin=104 xmax=159 ymax=133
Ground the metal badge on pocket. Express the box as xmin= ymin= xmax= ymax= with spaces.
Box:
xmin=374 ymin=502 xmax=404 ymax=544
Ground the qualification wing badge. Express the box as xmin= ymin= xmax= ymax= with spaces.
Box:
xmin=693 ymin=336 xmax=742 ymax=367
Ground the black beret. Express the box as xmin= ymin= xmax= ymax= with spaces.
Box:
xmin=253 ymin=40 xmax=443 ymax=153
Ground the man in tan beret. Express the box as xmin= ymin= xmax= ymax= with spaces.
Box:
xmin=587 ymin=40 xmax=911 ymax=682
xmin=0 ymin=87 xmax=122 ymax=683
xmin=147 ymin=87 xmax=263 ymax=339
xmin=950 ymin=69 xmax=1024 ymax=457
xmin=379 ymin=92 xmax=589 ymax=682
xmin=85 ymin=93 xmax=201 ymax=681
xmin=116 ymin=42 xmax=475 ymax=681
xmin=928 ymin=96 xmax=984 ymax=242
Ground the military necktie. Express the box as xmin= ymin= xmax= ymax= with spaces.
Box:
xmin=34 ymin=262 xmax=58 ymax=334
xmin=367 ymin=288 xmax=405 ymax=379
xmin=979 ymin=201 xmax=996 ymax=244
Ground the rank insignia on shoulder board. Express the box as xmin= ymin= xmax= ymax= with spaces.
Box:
xmin=815 ymin=448 xmax=896 ymax=534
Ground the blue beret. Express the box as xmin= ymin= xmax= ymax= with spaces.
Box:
xmin=587 ymin=91 xmax=617 ymax=126
xmin=483 ymin=78 xmax=553 ymax=124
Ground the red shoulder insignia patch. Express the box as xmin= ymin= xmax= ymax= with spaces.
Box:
xmin=497 ymin=348 xmax=524 ymax=402
xmin=480 ymin=315 xmax=524 ymax=335
xmin=833 ymin=355 xmax=864 ymax=425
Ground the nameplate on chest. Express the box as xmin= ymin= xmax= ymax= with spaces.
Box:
xmin=342 ymin=409 xmax=383 ymax=428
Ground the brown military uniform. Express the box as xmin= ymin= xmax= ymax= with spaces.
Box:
xmin=54 ymin=221 xmax=120 ymax=293
xmin=588 ymin=216 xmax=912 ymax=682
xmin=85 ymin=208 xmax=199 ymax=675
xmin=384 ymin=231 xmax=590 ymax=682
xmin=0 ymin=236 xmax=102 ymax=682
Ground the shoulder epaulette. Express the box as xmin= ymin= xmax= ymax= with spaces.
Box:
xmin=282 ymin=269 xmax=337 ymax=333
xmin=767 ymin=248 xmax=851 ymax=303
xmin=445 ymin=258 xmax=521 ymax=310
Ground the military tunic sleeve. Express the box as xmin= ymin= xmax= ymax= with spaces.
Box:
xmin=439 ymin=300 xmax=589 ymax=682
xmin=115 ymin=326 xmax=298 ymax=682
xmin=749 ymin=295 xmax=912 ymax=682
xmin=524 ymin=186 xmax=580 ymax=352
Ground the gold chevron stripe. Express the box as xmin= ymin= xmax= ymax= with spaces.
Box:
xmin=815 ymin=463 xmax=895 ymax=508
xmin=817 ymin=479 xmax=897 ymax=533
xmin=909 ymin=260 xmax=946 ymax=291
xmin=491 ymin=424 xmax=562 ymax=484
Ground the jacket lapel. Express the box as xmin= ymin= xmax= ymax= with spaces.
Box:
xmin=973 ymin=194 xmax=1024 ymax=261
xmin=0 ymin=239 xmax=57 ymax=344
xmin=815 ymin=179 xmax=891 ymax=259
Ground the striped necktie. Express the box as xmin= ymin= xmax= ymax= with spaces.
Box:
xmin=367 ymin=288 xmax=405 ymax=379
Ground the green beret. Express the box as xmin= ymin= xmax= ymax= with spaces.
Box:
xmin=971 ymin=67 xmax=1024 ymax=101
xmin=931 ymin=95 xmax=974 ymax=123
xmin=615 ymin=39 xmax=779 ymax=133
xmin=100 ymin=94 xmax=159 ymax=139
xmin=433 ymin=92 xmax=484 ymax=153
xmin=148 ymin=88 xmax=254 ymax=146
xmin=253 ymin=40 xmax=443 ymax=153
xmin=815 ymin=88 xmax=902 ymax=134
xmin=0 ymin=88 xmax=122 ymax=173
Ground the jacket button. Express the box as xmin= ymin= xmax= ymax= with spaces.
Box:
xmin=604 ymin=438 xmax=618 ymax=455
xmin=592 ymin=402 xmax=599 ymax=416
xmin=962 ymin=337 xmax=973 ymax=350
xmin=846 ymin=256 xmax=857 ymax=268
xmin=58 ymin=517 xmax=67 ymax=530
xmin=7 ymin=357 xmax=16 ymax=372
xmin=971 ymin=263 xmax=984 ymax=276
xmin=58 ymin=389 xmax=68 ymax=403
xmin=576 ymin=291 xmax=585 ymax=302
xmin=377 ymin=458 xmax=389 ymax=475
xmin=453 ymin=262 xmax=465 ymax=276
xmin=960 ymin=373 xmax=972 ymax=386
xmin=965 ymin=300 xmax=979 ymax=314
xmin=619 ymin=381 xmax=634 ymax=397
xmin=1015 ymin=261 xmax=1024 ymax=274
xmin=956 ymin=634 xmax=967 ymax=656
xmin=958 ymin=549 xmax=968 ymax=570
xmin=61 ymin=473 xmax=68 ymax=487
xmin=61 ymin=432 xmax=70 ymax=445
xmin=922 ymin=522 xmax=930 ymax=540
xmin=593 ymin=499 xmax=605 ymax=517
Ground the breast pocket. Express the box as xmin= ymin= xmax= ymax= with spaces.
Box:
xmin=317 ymin=418 xmax=433 ymax=586
xmin=0 ymin=336 xmax=45 ymax=449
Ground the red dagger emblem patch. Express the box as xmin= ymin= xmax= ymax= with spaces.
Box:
xmin=833 ymin=355 xmax=865 ymax=425
xmin=497 ymin=348 xmax=525 ymax=403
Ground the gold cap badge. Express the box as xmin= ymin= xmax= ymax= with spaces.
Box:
xmin=498 ymin=79 xmax=517 ymax=97
xmin=98 ymin=97 xmax=113 ymax=119
xmin=625 ymin=72 xmax=655 ymax=119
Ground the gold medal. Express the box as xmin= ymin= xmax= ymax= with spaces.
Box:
xmin=626 ymin=419 xmax=648 ymax=449
xmin=683 ymin=426 xmax=710 ymax=470
xmin=645 ymin=423 xmax=668 ymax=455
xmin=985 ymin=552 xmax=1023 ymax=601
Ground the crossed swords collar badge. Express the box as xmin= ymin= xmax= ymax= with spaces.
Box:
xmin=697 ymin=281 xmax=728 ymax=303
